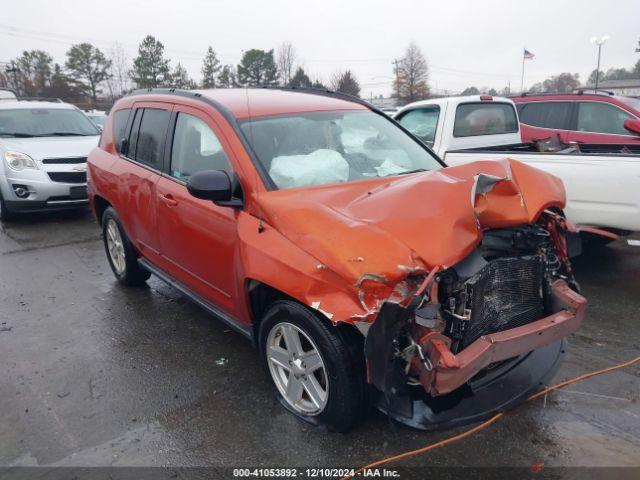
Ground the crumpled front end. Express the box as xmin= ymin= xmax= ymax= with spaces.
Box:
xmin=254 ymin=158 xmax=587 ymax=428
xmin=364 ymin=210 xmax=587 ymax=429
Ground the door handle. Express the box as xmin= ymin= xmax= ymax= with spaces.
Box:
xmin=159 ymin=193 xmax=178 ymax=207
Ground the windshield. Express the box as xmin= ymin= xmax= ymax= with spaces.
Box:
xmin=453 ymin=102 xmax=519 ymax=137
xmin=618 ymin=96 xmax=640 ymax=113
xmin=0 ymin=108 xmax=100 ymax=137
xmin=88 ymin=115 xmax=106 ymax=127
xmin=240 ymin=110 xmax=442 ymax=190
xmin=397 ymin=106 xmax=440 ymax=144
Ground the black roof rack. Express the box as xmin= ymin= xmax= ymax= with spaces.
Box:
xmin=258 ymin=85 xmax=377 ymax=109
xmin=512 ymin=90 xmax=615 ymax=98
xmin=128 ymin=85 xmax=395 ymax=123
xmin=131 ymin=85 xmax=377 ymax=109
xmin=575 ymin=88 xmax=615 ymax=96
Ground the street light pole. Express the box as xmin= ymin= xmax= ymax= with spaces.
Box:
xmin=595 ymin=43 xmax=602 ymax=90
xmin=590 ymin=35 xmax=609 ymax=91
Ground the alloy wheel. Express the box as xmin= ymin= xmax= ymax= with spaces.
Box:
xmin=105 ymin=219 xmax=126 ymax=274
xmin=266 ymin=322 xmax=328 ymax=415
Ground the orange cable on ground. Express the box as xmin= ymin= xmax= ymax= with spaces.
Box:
xmin=342 ymin=355 xmax=640 ymax=479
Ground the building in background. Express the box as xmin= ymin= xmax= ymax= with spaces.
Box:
xmin=576 ymin=79 xmax=640 ymax=97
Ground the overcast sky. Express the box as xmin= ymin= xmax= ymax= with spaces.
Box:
xmin=1 ymin=0 xmax=639 ymax=97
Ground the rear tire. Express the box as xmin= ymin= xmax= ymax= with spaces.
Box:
xmin=258 ymin=300 xmax=366 ymax=432
xmin=101 ymin=207 xmax=151 ymax=286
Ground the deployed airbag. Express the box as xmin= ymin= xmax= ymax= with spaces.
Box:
xmin=269 ymin=149 xmax=349 ymax=189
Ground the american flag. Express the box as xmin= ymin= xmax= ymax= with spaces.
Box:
xmin=523 ymin=49 xmax=535 ymax=60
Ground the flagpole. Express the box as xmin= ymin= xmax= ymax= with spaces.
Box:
xmin=520 ymin=49 xmax=525 ymax=93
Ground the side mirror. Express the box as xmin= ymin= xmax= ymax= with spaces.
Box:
xmin=187 ymin=170 xmax=242 ymax=207
xmin=118 ymin=137 xmax=129 ymax=155
xmin=623 ymin=118 xmax=640 ymax=136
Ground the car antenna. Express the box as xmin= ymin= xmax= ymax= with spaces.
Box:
xmin=245 ymin=87 xmax=265 ymax=233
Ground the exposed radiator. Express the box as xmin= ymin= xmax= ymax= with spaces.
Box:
xmin=461 ymin=256 xmax=545 ymax=348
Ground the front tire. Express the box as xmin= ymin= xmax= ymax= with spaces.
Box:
xmin=259 ymin=300 xmax=365 ymax=432
xmin=101 ymin=207 xmax=151 ymax=286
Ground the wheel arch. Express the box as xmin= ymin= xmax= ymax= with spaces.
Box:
xmin=246 ymin=278 xmax=363 ymax=348
xmin=93 ymin=194 xmax=111 ymax=223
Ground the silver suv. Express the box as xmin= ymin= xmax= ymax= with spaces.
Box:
xmin=0 ymin=99 xmax=101 ymax=221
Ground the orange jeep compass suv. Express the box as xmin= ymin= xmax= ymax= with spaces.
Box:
xmin=87 ymin=88 xmax=587 ymax=431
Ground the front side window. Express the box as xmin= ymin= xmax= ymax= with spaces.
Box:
xmin=518 ymin=102 xmax=572 ymax=129
xmin=397 ymin=106 xmax=440 ymax=144
xmin=577 ymin=102 xmax=633 ymax=135
xmin=0 ymin=108 xmax=100 ymax=137
xmin=240 ymin=110 xmax=442 ymax=190
xmin=134 ymin=108 xmax=170 ymax=168
xmin=453 ymin=103 xmax=518 ymax=137
xmin=170 ymin=113 xmax=232 ymax=181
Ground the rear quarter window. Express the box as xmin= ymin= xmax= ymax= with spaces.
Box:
xmin=113 ymin=109 xmax=131 ymax=154
xmin=453 ymin=102 xmax=518 ymax=137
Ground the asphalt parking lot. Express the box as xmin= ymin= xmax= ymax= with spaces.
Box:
xmin=0 ymin=209 xmax=638 ymax=472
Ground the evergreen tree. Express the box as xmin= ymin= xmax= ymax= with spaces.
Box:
xmin=288 ymin=67 xmax=312 ymax=88
xmin=171 ymin=62 xmax=197 ymax=89
xmin=130 ymin=35 xmax=171 ymax=88
xmin=218 ymin=65 xmax=236 ymax=88
xmin=236 ymin=49 xmax=278 ymax=87
xmin=201 ymin=46 xmax=221 ymax=88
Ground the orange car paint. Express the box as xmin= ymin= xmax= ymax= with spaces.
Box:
xmin=254 ymin=157 xmax=565 ymax=322
xmin=89 ymin=91 xmax=567 ymax=330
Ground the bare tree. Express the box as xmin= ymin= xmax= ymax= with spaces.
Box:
xmin=276 ymin=42 xmax=297 ymax=86
xmin=106 ymin=43 xmax=131 ymax=99
xmin=393 ymin=42 xmax=429 ymax=104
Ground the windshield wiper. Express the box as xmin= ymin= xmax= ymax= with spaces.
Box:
xmin=1 ymin=132 xmax=93 ymax=138
xmin=398 ymin=168 xmax=428 ymax=175
xmin=0 ymin=132 xmax=36 ymax=138
xmin=43 ymin=132 xmax=94 ymax=136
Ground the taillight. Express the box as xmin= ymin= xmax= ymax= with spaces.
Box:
xmin=480 ymin=95 xmax=493 ymax=101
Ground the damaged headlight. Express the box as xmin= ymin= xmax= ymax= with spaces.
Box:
xmin=4 ymin=151 xmax=38 ymax=171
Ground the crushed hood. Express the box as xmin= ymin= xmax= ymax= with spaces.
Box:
xmin=256 ymin=159 xmax=565 ymax=287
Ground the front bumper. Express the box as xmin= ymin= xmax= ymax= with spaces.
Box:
xmin=0 ymin=171 xmax=88 ymax=213
xmin=377 ymin=339 xmax=566 ymax=430
xmin=429 ymin=280 xmax=586 ymax=395
xmin=365 ymin=279 xmax=587 ymax=429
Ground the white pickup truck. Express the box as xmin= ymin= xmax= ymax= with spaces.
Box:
xmin=395 ymin=95 xmax=640 ymax=237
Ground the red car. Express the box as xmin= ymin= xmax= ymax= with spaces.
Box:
xmin=512 ymin=92 xmax=640 ymax=144
xmin=87 ymin=88 xmax=586 ymax=431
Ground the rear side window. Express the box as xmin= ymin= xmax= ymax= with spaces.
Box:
xmin=397 ymin=106 xmax=440 ymax=144
xmin=518 ymin=102 xmax=572 ymax=129
xmin=453 ymin=103 xmax=518 ymax=137
xmin=577 ymin=102 xmax=633 ymax=135
xmin=113 ymin=109 xmax=131 ymax=153
xmin=133 ymin=108 xmax=170 ymax=168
